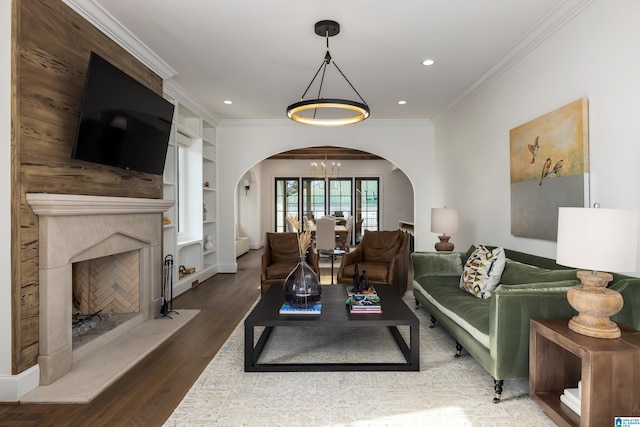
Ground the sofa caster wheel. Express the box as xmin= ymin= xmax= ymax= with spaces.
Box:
xmin=454 ymin=341 xmax=462 ymax=358
xmin=429 ymin=315 xmax=436 ymax=328
xmin=493 ymin=379 xmax=503 ymax=403
xmin=415 ymin=298 xmax=420 ymax=309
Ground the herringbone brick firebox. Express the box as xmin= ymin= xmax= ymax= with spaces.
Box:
xmin=72 ymin=250 xmax=140 ymax=315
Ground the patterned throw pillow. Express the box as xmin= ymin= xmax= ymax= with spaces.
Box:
xmin=459 ymin=245 xmax=506 ymax=299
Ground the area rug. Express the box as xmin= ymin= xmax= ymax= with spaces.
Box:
xmin=163 ymin=296 xmax=554 ymax=426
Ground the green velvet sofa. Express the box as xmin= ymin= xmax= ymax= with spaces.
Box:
xmin=411 ymin=246 xmax=640 ymax=403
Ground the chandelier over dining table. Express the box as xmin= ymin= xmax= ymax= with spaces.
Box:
xmin=311 ymin=152 xmax=340 ymax=180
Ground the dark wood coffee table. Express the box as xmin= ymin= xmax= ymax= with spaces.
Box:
xmin=244 ymin=284 xmax=419 ymax=372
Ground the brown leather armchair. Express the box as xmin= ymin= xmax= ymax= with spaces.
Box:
xmin=336 ymin=230 xmax=410 ymax=295
xmin=261 ymin=232 xmax=320 ymax=296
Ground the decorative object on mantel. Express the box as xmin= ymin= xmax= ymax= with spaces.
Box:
xmin=431 ymin=207 xmax=459 ymax=251
xmin=205 ymin=235 xmax=214 ymax=250
xmin=286 ymin=20 xmax=369 ymax=127
xmin=556 ymin=204 xmax=639 ymax=338
xmin=163 ymin=216 xmax=171 ymax=225
xmin=203 ymin=181 xmax=210 ymax=188
xmin=283 ymin=229 xmax=321 ymax=309
xmin=510 ymin=98 xmax=589 ymax=241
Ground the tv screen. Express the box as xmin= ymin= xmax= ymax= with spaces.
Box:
xmin=72 ymin=52 xmax=174 ymax=175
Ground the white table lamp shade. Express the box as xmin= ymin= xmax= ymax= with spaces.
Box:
xmin=557 ymin=207 xmax=638 ymax=272
xmin=431 ymin=208 xmax=459 ymax=234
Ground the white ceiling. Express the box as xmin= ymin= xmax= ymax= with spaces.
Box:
xmin=79 ymin=0 xmax=585 ymax=122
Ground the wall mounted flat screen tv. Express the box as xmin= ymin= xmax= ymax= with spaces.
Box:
xmin=72 ymin=52 xmax=174 ymax=175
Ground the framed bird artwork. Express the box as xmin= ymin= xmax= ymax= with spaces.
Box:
xmin=509 ymin=98 xmax=590 ymax=241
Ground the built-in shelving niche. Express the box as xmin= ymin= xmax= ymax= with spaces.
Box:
xmin=163 ymin=97 xmax=218 ymax=296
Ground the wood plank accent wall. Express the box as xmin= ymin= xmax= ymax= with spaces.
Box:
xmin=11 ymin=0 xmax=164 ymax=374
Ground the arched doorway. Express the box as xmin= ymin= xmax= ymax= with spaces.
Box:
xmin=218 ymin=119 xmax=435 ymax=273
xmin=235 ymin=146 xmax=414 ymax=261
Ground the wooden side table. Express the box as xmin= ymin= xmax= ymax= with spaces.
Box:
xmin=529 ymin=318 xmax=640 ymax=426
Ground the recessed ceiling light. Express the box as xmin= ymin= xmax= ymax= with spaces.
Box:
xmin=224 ymin=100 xmax=232 ymax=105
xmin=422 ymin=59 xmax=435 ymax=66
xmin=398 ymin=100 xmax=407 ymax=105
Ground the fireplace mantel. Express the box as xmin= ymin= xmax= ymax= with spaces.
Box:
xmin=26 ymin=193 xmax=175 ymax=385
xmin=26 ymin=193 xmax=174 ymax=216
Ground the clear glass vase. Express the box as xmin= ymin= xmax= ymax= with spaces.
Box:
xmin=283 ymin=256 xmax=321 ymax=309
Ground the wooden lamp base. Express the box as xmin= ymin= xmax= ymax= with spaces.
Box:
xmin=567 ymin=270 xmax=623 ymax=339
xmin=434 ymin=234 xmax=454 ymax=252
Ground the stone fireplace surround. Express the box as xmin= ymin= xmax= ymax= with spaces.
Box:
xmin=26 ymin=194 xmax=174 ymax=386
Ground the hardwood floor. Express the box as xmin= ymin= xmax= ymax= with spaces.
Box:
xmin=0 ymin=250 xmax=263 ymax=427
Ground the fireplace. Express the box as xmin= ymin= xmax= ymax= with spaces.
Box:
xmin=72 ymin=250 xmax=140 ymax=315
xmin=71 ymin=250 xmax=141 ymax=348
xmin=27 ymin=194 xmax=174 ymax=385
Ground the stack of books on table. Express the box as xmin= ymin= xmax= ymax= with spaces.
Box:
xmin=349 ymin=298 xmax=382 ymax=313
xmin=559 ymin=381 xmax=581 ymax=415
xmin=347 ymin=286 xmax=381 ymax=313
xmin=279 ymin=303 xmax=322 ymax=315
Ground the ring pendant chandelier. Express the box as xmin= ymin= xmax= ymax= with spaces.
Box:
xmin=286 ymin=20 xmax=370 ymax=127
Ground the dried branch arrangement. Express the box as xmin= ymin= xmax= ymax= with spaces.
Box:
xmin=287 ymin=213 xmax=311 ymax=256
xmin=297 ymin=229 xmax=312 ymax=257
xmin=287 ymin=214 xmax=300 ymax=232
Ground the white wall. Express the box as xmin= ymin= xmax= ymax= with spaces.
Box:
xmin=252 ymin=158 xmax=414 ymax=245
xmin=217 ymin=119 xmax=434 ymax=272
xmin=0 ymin=0 xmax=12 ymax=378
xmin=386 ymin=167 xmax=415 ymax=231
xmin=437 ymin=0 xmax=640 ymax=276
xmin=237 ymin=169 xmax=260 ymax=246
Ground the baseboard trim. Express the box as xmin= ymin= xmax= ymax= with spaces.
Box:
xmin=0 ymin=365 xmax=40 ymax=402
xmin=217 ymin=263 xmax=238 ymax=273
xmin=173 ymin=266 xmax=218 ymax=298
xmin=249 ymin=241 xmax=263 ymax=250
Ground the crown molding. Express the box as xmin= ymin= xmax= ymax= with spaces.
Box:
xmin=163 ymin=80 xmax=220 ymax=126
xmin=63 ymin=0 xmax=220 ymax=126
xmin=434 ymin=0 xmax=596 ymax=123
xmin=62 ymin=0 xmax=177 ymax=80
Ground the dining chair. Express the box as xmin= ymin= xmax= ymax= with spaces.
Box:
xmin=343 ymin=216 xmax=354 ymax=248
xmin=316 ymin=216 xmax=336 ymax=252
xmin=316 ymin=215 xmax=340 ymax=283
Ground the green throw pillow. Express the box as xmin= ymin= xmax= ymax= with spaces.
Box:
xmin=460 ymin=245 xmax=506 ymax=299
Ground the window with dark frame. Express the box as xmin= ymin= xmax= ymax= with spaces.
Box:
xmin=274 ymin=177 xmax=379 ymax=244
